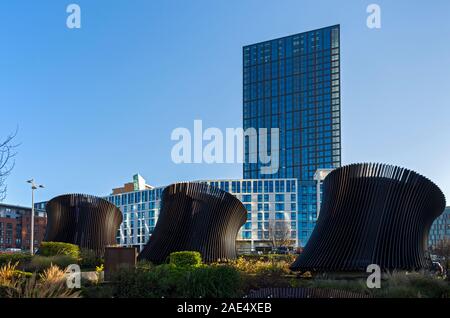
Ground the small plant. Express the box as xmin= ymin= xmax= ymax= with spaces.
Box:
xmin=301 ymin=271 xmax=312 ymax=278
xmin=95 ymin=264 xmax=104 ymax=284
xmin=0 ymin=262 xmax=80 ymax=298
xmin=0 ymin=261 xmax=18 ymax=286
xmin=6 ymin=274 xmax=81 ymax=298
xmin=40 ymin=264 xmax=66 ymax=285
xmin=169 ymin=251 xmax=202 ymax=267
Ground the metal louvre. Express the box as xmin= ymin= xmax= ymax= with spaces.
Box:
xmin=291 ymin=163 xmax=446 ymax=271
xmin=138 ymin=182 xmax=247 ymax=263
xmin=44 ymin=194 xmax=123 ymax=256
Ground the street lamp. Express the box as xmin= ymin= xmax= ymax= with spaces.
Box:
xmin=27 ymin=179 xmax=44 ymax=255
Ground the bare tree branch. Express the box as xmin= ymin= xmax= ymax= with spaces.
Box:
xmin=0 ymin=128 xmax=19 ymax=202
xmin=266 ymin=220 xmax=294 ymax=250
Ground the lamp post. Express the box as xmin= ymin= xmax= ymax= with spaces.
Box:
xmin=27 ymin=179 xmax=44 ymax=255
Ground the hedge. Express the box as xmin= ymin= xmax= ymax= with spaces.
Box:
xmin=239 ymin=254 xmax=296 ymax=263
xmin=169 ymin=251 xmax=202 ymax=267
xmin=25 ymin=255 xmax=78 ymax=272
xmin=110 ymin=264 xmax=241 ymax=298
xmin=39 ymin=242 xmax=80 ymax=259
xmin=0 ymin=252 xmax=32 ymax=266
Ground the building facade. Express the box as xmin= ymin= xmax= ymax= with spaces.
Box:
xmin=243 ymin=25 xmax=341 ymax=245
xmin=429 ymin=207 xmax=450 ymax=249
xmin=105 ymin=175 xmax=298 ymax=252
xmin=0 ymin=203 xmax=47 ymax=251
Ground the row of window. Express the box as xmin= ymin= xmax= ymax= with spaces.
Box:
xmin=244 ymin=101 xmax=340 ymax=125
xmin=108 ymin=188 xmax=164 ymax=206
xmin=245 ymin=50 xmax=340 ymax=67
xmin=243 ymin=27 xmax=339 ymax=66
xmin=244 ymin=99 xmax=340 ymax=118
xmin=109 ymin=180 xmax=298 ymax=205
xmin=243 ymin=42 xmax=340 ymax=66
xmin=241 ymin=231 xmax=298 ymax=240
xmin=244 ymin=75 xmax=339 ymax=101
xmin=244 ymin=60 xmax=340 ymax=84
xmin=241 ymin=193 xmax=296 ymax=203
xmin=243 ymin=203 xmax=295 ymax=213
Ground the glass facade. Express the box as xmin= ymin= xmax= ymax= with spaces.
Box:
xmin=105 ymin=178 xmax=298 ymax=252
xmin=428 ymin=207 xmax=450 ymax=248
xmin=243 ymin=25 xmax=341 ymax=245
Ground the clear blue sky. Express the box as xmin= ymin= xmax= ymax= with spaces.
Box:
xmin=2 ymin=0 xmax=450 ymax=206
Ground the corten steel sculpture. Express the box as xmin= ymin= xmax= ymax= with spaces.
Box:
xmin=44 ymin=194 xmax=123 ymax=256
xmin=291 ymin=163 xmax=446 ymax=272
xmin=138 ymin=182 xmax=247 ymax=263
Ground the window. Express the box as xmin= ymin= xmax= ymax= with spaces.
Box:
xmin=275 ymin=212 xmax=284 ymax=220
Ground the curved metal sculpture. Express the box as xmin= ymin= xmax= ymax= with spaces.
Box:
xmin=138 ymin=182 xmax=247 ymax=263
xmin=291 ymin=163 xmax=446 ymax=271
xmin=44 ymin=194 xmax=123 ymax=256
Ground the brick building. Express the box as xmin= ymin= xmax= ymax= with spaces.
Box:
xmin=0 ymin=203 xmax=47 ymax=252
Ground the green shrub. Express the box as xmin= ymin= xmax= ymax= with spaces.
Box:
xmin=150 ymin=264 xmax=186 ymax=296
xmin=169 ymin=251 xmax=202 ymax=267
xmin=110 ymin=263 xmax=242 ymax=298
xmin=111 ymin=268 xmax=159 ymax=298
xmin=239 ymin=254 xmax=296 ymax=263
xmin=136 ymin=260 xmax=154 ymax=272
xmin=229 ymin=256 xmax=292 ymax=275
xmin=178 ymin=265 xmax=242 ymax=298
xmin=26 ymin=255 xmax=78 ymax=272
xmin=39 ymin=242 xmax=80 ymax=259
xmin=0 ymin=253 xmax=32 ymax=267
xmin=378 ymin=272 xmax=450 ymax=298
xmin=287 ymin=271 xmax=450 ymax=298
xmin=81 ymin=284 xmax=115 ymax=298
xmin=79 ymin=249 xmax=103 ymax=269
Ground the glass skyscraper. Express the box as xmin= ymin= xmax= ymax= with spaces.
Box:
xmin=243 ymin=25 xmax=341 ymax=246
